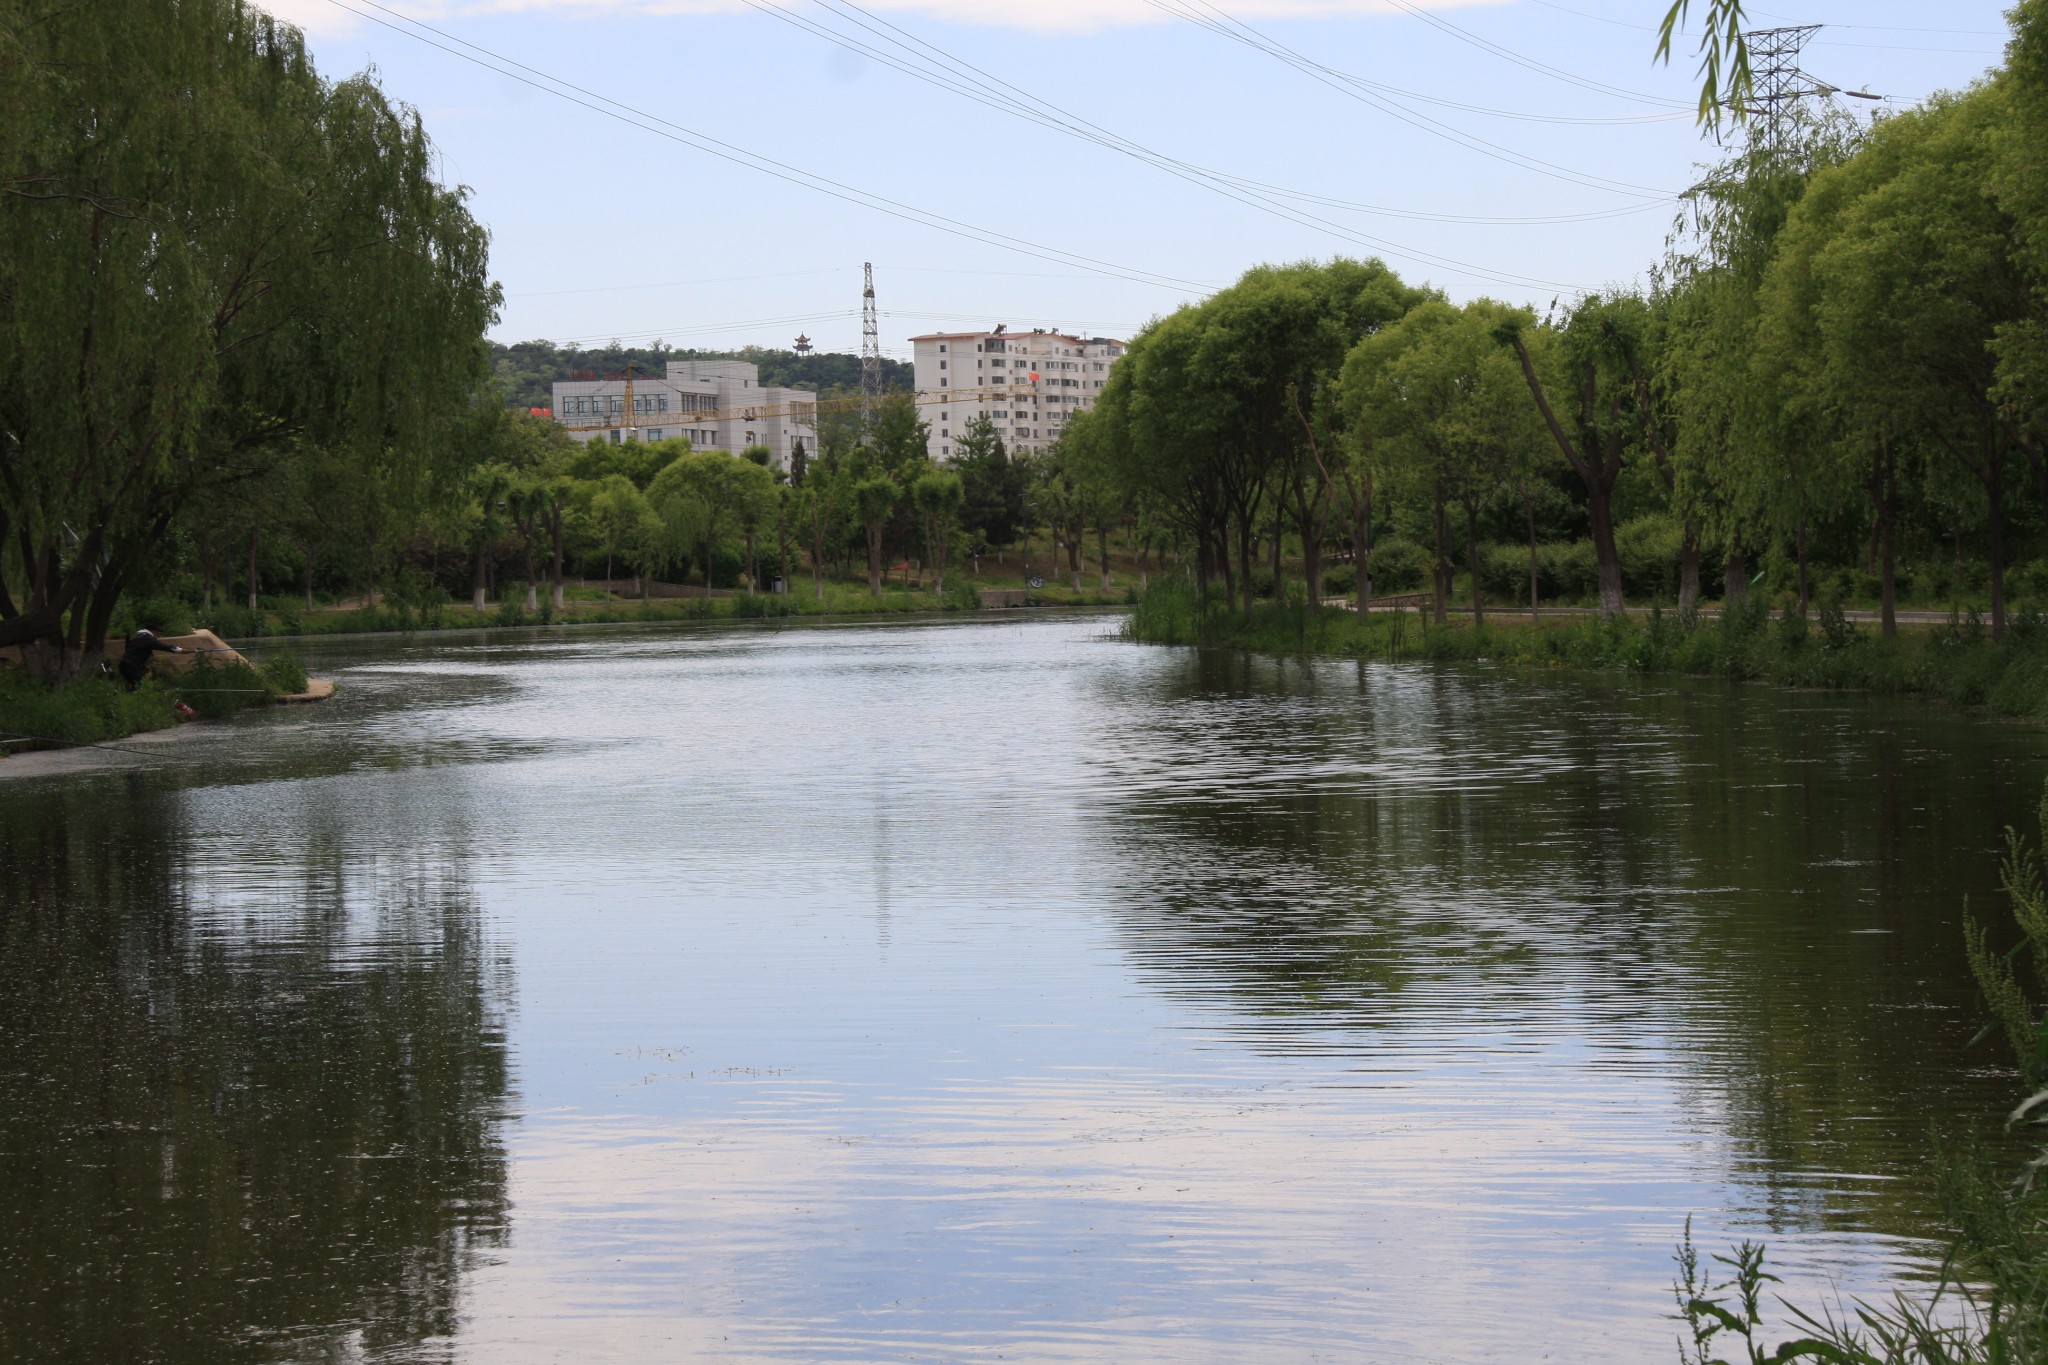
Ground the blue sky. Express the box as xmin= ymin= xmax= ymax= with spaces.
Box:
xmin=272 ymin=0 xmax=2016 ymax=359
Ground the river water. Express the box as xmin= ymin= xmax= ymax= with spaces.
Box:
xmin=2 ymin=614 xmax=2041 ymax=1362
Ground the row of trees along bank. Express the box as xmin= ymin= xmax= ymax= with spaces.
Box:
xmin=1081 ymin=0 xmax=2048 ymax=642
xmin=0 ymin=0 xmax=498 ymax=682
xmin=0 ymin=0 xmax=1096 ymax=654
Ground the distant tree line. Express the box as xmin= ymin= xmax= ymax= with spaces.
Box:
xmin=490 ymin=342 xmax=915 ymax=412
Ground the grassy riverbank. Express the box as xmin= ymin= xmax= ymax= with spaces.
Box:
xmin=141 ymin=578 xmax=1136 ymax=640
xmin=1127 ymin=579 xmax=2048 ymax=718
xmin=0 ymin=654 xmax=310 ymax=753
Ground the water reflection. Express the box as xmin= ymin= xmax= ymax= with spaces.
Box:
xmin=2 ymin=616 xmax=2044 ymax=1362
xmin=1089 ymin=647 xmax=2036 ymax=1239
xmin=0 ymin=780 xmax=511 ymax=1363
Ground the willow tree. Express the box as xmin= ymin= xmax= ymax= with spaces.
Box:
xmin=1660 ymin=109 xmax=1865 ymax=616
xmin=909 ymin=470 xmax=964 ymax=595
xmin=1495 ymin=297 xmax=1654 ymax=619
xmin=1095 ymin=310 xmax=1234 ymax=607
xmin=1344 ymin=299 xmax=1539 ymax=626
xmin=0 ymin=0 xmax=496 ymax=679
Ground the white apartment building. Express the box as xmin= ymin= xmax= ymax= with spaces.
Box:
xmin=910 ymin=326 xmax=1125 ymax=462
xmin=550 ymin=360 xmax=818 ymax=470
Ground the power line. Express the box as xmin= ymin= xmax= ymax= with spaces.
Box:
xmin=738 ymin=0 xmax=1632 ymax=289
xmin=1377 ymin=0 xmax=1692 ymax=108
xmin=323 ymin=0 xmax=1218 ymax=296
xmin=1145 ymin=0 xmax=1679 ymax=199
xmin=794 ymin=0 xmax=1675 ymax=206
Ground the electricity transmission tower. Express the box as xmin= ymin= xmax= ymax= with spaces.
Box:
xmin=861 ymin=262 xmax=881 ymax=434
xmin=1741 ymin=24 xmax=1879 ymax=152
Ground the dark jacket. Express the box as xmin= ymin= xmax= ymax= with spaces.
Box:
xmin=119 ymin=630 xmax=180 ymax=677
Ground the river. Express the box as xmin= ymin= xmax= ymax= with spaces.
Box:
xmin=2 ymin=613 xmax=2040 ymax=1362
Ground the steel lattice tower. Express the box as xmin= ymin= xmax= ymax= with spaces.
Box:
xmin=1744 ymin=25 xmax=1824 ymax=152
xmin=860 ymin=262 xmax=881 ymax=434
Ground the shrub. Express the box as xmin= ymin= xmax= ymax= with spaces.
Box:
xmin=0 ymin=669 xmax=175 ymax=746
xmin=258 ymin=650 xmax=309 ymax=695
xmin=1481 ymin=543 xmax=1532 ymax=600
xmin=1615 ymin=515 xmax=1682 ymax=601
xmin=1537 ymin=539 xmax=1600 ymax=602
xmin=170 ymin=659 xmax=274 ymax=719
xmin=1368 ymin=538 xmax=1427 ymax=593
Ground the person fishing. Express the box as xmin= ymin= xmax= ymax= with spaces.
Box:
xmin=118 ymin=626 xmax=187 ymax=691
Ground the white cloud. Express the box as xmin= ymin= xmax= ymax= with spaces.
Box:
xmin=261 ymin=0 xmax=1512 ymax=40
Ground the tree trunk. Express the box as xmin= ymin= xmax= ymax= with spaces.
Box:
xmin=523 ymin=541 xmax=539 ymax=612
xmin=1431 ymin=477 xmax=1449 ymax=626
xmin=473 ymin=539 xmax=488 ymax=613
xmin=303 ymin=547 xmax=317 ymax=612
xmin=1877 ymin=441 xmax=1898 ymax=640
xmin=1097 ymin=522 xmax=1111 ymax=593
xmin=551 ymin=510 xmax=567 ymax=611
xmin=867 ymin=522 xmax=884 ymax=596
xmin=1724 ymin=536 xmax=1748 ymax=608
xmin=1988 ymin=444 xmax=2008 ymax=640
xmin=1678 ymin=523 xmax=1700 ymax=617
xmin=201 ymin=532 xmax=217 ymax=614
xmin=1236 ymin=513 xmax=1256 ymax=620
xmin=1586 ymin=482 xmax=1624 ymax=618
xmin=246 ymin=528 xmax=259 ymax=613
xmin=745 ymin=529 xmax=758 ymax=594
xmin=1465 ymin=499 xmax=1484 ymax=628
xmin=1269 ymin=516 xmax=1283 ymax=604
xmin=1354 ymin=481 xmax=1374 ymax=614
xmin=1795 ymin=514 xmax=1810 ymax=616
xmin=1523 ymin=492 xmax=1540 ymax=620
xmin=812 ymin=520 xmax=826 ymax=601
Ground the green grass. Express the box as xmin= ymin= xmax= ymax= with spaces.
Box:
xmin=272 ymin=579 xmax=1133 ymax=636
xmin=1126 ymin=580 xmax=2048 ymax=720
xmin=0 ymin=655 xmax=302 ymax=754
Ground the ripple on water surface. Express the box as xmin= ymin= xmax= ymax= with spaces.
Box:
xmin=0 ymin=615 xmax=2039 ymax=1361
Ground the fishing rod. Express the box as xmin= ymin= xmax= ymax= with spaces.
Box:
xmin=0 ymin=730 xmax=181 ymax=760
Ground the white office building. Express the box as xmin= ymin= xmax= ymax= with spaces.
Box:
xmin=909 ymin=326 xmax=1125 ymax=462
xmin=550 ymin=360 xmax=817 ymax=470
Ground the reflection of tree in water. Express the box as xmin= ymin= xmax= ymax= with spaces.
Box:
xmin=1089 ymin=649 xmax=2046 ymax=1233
xmin=0 ymin=780 xmax=512 ymax=1363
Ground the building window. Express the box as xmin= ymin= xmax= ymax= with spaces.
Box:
xmin=648 ymin=429 xmax=662 ymax=440
xmin=939 ymin=344 xmax=948 ymax=353
xmin=939 ymin=378 xmax=947 ymax=387
xmin=939 ymin=359 xmax=947 ymax=369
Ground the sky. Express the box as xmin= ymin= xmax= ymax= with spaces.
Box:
xmin=268 ymin=0 xmax=2017 ymax=359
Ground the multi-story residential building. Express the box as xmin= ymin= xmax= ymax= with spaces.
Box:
xmin=550 ymin=360 xmax=817 ymax=470
xmin=909 ymin=326 xmax=1125 ymax=462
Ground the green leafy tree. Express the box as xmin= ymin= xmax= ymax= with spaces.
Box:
xmin=1494 ymin=297 xmax=1654 ymax=619
xmin=910 ymin=471 xmax=965 ymax=595
xmin=953 ymin=416 xmax=1026 ymax=551
xmin=851 ymin=476 xmax=899 ymax=597
xmin=1346 ymin=299 xmax=1537 ymax=625
xmin=466 ymin=464 xmax=513 ymax=612
xmin=0 ymin=0 xmax=496 ymax=678
xmin=585 ymin=474 xmax=660 ymax=594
